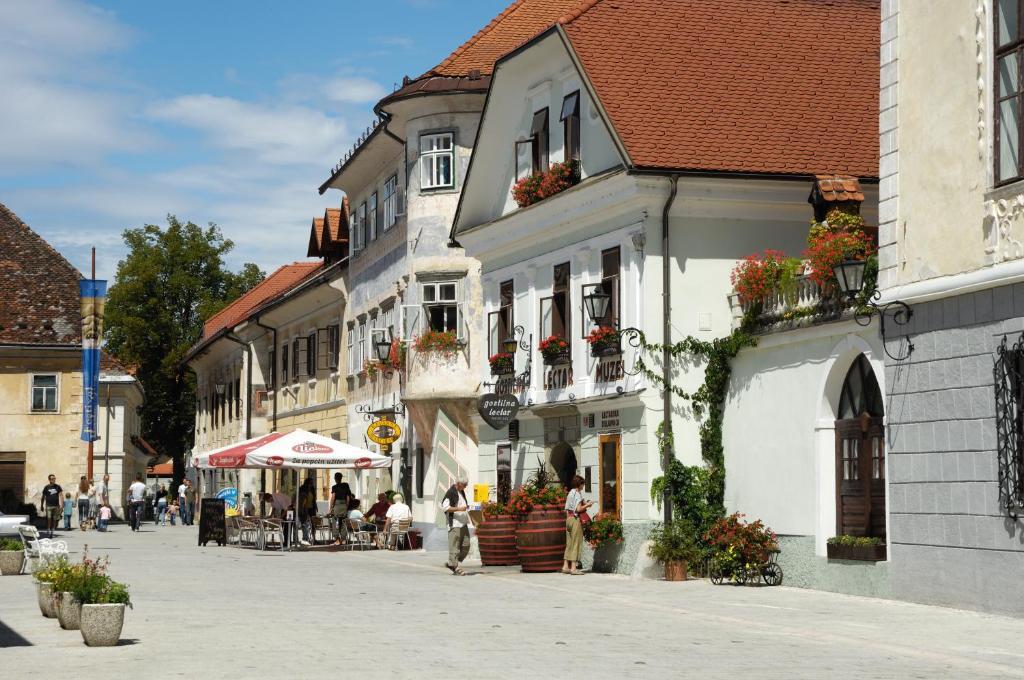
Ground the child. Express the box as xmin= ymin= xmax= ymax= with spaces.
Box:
xmin=62 ymin=492 xmax=73 ymax=531
xmin=97 ymin=503 xmax=112 ymax=532
xmin=168 ymin=500 xmax=178 ymax=526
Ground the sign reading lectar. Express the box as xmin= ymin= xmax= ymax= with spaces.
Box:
xmin=367 ymin=419 xmax=401 ymax=445
xmin=478 ymin=393 xmax=519 ymax=430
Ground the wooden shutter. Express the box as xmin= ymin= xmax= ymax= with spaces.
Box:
xmin=294 ymin=339 xmax=304 ymax=379
xmin=400 ymin=304 xmax=421 ymax=341
xmin=316 ymin=328 xmax=329 ymax=371
xmin=487 ymin=311 xmax=500 ymax=356
xmin=539 ymin=296 xmax=554 ymax=339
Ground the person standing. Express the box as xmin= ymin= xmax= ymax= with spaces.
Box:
xmin=441 ymin=477 xmax=471 ymax=575
xmin=155 ymin=484 xmax=168 ymax=525
xmin=563 ymin=475 xmax=592 ymax=575
xmin=298 ymin=477 xmax=316 ymax=546
xmin=87 ymin=479 xmax=98 ymax=523
xmin=96 ymin=473 xmax=110 ymax=508
xmin=328 ymin=473 xmax=353 ymax=546
xmin=127 ymin=474 xmax=147 ymax=532
xmin=40 ymin=474 xmax=62 ymax=537
xmin=177 ymin=479 xmax=189 ymax=525
xmin=184 ymin=479 xmax=196 ymax=525
xmin=97 ymin=503 xmax=111 ymax=532
xmin=75 ymin=476 xmax=90 ymax=530
xmin=61 ymin=492 xmax=73 ymax=531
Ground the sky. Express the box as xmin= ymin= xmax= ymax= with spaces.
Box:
xmin=0 ymin=0 xmax=510 ymax=281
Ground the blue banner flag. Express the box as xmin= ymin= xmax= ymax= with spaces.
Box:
xmin=80 ymin=279 xmax=107 ymax=442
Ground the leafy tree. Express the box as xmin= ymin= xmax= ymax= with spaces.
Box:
xmin=104 ymin=216 xmax=265 ymax=486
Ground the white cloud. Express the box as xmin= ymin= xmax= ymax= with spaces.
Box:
xmin=147 ymin=94 xmax=350 ymax=166
xmin=321 ymin=76 xmax=388 ymax=104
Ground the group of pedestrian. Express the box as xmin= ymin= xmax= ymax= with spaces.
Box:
xmin=40 ymin=473 xmax=113 ymax=537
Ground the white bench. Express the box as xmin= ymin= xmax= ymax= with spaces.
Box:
xmin=18 ymin=525 xmax=68 ymax=573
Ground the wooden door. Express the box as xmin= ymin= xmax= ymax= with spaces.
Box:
xmin=598 ymin=434 xmax=621 ymax=518
xmin=835 ymin=414 xmax=886 ymax=539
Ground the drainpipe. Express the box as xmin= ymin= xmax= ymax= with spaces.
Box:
xmin=254 ymin=317 xmax=277 ymax=517
xmin=660 ymin=175 xmax=680 ymax=525
xmin=223 ymin=332 xmax=253 ymax=503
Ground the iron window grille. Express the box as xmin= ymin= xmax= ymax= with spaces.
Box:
xmin=995 ymin=332 xmax=1024 ymax=516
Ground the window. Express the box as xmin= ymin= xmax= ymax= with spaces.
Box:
xmin=530 ymin=108 xmax=549 ymax=172
xmin=515 ymin=140 xmax=533 ymax=180
xmin=561 ymin=90 xmax=580 ymax=163
xmin=497 ymin=444 xmax=512 ymax=504
xmin=328 ymin=324 xmax=340 ymax=370
xmin=269 ymin=347 xmax=276 ymax=387
xmin=997 ymin=0 xmax=1024 ymax=183
xmin=235 ymin=378 xmax=241 ymax=419
xmin=490 ymin=280 xmax=515 ymax=355
xmin=31 ymin=374 xmax=57 ymax=412
xmin=357 ymin=320 xmax=367 ymax=371
xmin=367 ymin=192 xmax=378 ymax=242
xmin=422 ymin=281 xmax=460 ymax=333
xmin=383 ymin=174 xmax=399 ymax=229
xmin=306 ymin=331 xmax=316 ymax=377
xmin=357 ymin=202 xmax=367 ymax=250
xmin=281 ymin=343 xmax=289 ymax=384
xmin=553 ymin=262 xmax=570 ymax=339
xmin=292 ymin=338 xmax=300 ymax=381
xmin=346 ymin=324 xmax=355 ymax=375
xmin=420 ymin=132 xmax=454 ymax=189
xmin=227 ymin=380 xmax=233 ymax=422
xmin=600 ymin=246 xmax=620 ymax=328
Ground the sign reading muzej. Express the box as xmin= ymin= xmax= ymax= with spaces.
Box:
xmin=80 ymin=279 xmax=106 ymax=442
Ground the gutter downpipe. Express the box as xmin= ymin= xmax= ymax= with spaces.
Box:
xmin=253 ymin=317 xmax=277 ymax=517
xmin=223 ymin=331 xmax=253 ymax=509
xmin=660 ymin=174 xmax=680 ymax=525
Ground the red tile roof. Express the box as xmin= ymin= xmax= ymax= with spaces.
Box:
xmin=425 ymin=0 xmax=585 ymax=78
xmin=814 ymin=175 xmax=866 ymax=203
xmin=202 ymin=262 xmax=322 ymax=340
xmin=0 ymin=203 xmax=82 ymax=345
xmin=307 ymin=217 xmax=325 ymax=257
xmin=559 ymin=0 xmax=880 ymax=177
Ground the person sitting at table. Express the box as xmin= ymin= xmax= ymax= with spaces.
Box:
xmin=263 ymin=492 xmax=291 ymax=518
xmin=347 ymin=499 xmax=378 ymax=535
xmin=382 ymin=493 xmax=412 ymax=548
xmin=365 ymin=493 xmax=391 ymax=522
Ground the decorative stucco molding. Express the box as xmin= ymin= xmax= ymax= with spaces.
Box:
xmin=984 ymin=193 xmax=1024 ymax=263
xmin=977 ymin=0 xmax=987 ymax=159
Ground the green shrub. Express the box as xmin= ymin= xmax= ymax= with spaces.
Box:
xmin=0 ymin=537 xmax=23 ymax=551
xmin=827 ymin=535 xmax=883 ymax=547
xmin=647 ymin=520 xmax=701 ymax=564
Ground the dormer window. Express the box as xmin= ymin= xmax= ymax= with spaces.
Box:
xmin=530 ymin=108 xmax=549 ymax=172
xmin=560 ymin=91 xmax=580 ymax=163
xmin=420 ymin=133 xmax=454 ymax=190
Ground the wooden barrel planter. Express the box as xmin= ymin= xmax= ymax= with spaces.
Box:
xmin=477 ymin=515 xmax=519 ymax=566
xmin=516 ymin=505 xmax=566 ymax=573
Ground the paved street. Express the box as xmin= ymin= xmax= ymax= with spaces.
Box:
xmin=1 ymin=525 xmax=1022 ymax=679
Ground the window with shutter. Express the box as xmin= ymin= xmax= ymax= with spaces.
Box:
xmin=346 ymin=324 xmax=355 ymax=375
xmin=400 ymin=304 xmax=421 ymax=341
xmin=530 ymin=108 xmax=549 ymax=172
xmin=292 ymin=338 xmax=301 ymax=380
xmin=327 ymin=324 xmax=340 ymax=370
xmin=421 ymin=281 xmax=459 ymax=333
xmin=383 ymin=174 xmax=398 ymax=230
xmin=561 ymin=91 xmax=581 ymax=163
xmin=367 ymin=193 xmax=378 ymax=241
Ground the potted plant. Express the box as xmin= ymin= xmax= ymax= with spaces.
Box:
xmin=79 ymin=579 xmax=131 ymax=646
xmin=0 ymin=537 xmax=23 ymax=575
xmin=33 ymin=556 xmax=70 ymax=618
xmin=511 ymin=160 xmax=579 ymax=208
xmin=510 ymin=462 xmax=568 ymax=573
xmin=477 ymin=498 xmax=518 ymax=566
xmin=647 ymin=520 xmax=700 ymax=581
xmin=585 ymin=326 xmax=620 ymax=357
xmin=413 ymin=330 xmax=460 ymax=357
xmin=585 ymin=513 xmax=625 ymax=573
xmin=52 ymin=561 xmax=86 ymax=630
xmin=488 ymin=352 xmax=514 ymax=376
xmin=804 ymin=219 xmax=875 ymax=298
xmin=826 ymin=535 xmax=886 ymax=561
xmin=538 ymin=335 xmax=570 ymax=365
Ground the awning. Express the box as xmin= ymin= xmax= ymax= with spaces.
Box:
xmin=192 ymin=429 xmax=391 ymax=470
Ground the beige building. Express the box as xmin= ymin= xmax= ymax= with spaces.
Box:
xmin=0 ymin=203 xmax=144 ymax=519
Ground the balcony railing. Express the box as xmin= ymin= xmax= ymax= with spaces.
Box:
xmin=729 ymin=274 xmax=844 ymax=331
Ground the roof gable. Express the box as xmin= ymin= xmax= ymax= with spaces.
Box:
xmin=202 ymin=262 xmax=322 ymax=340
xmin=560 ymin=0 xmax=880 ymax=177
xmin=0 ymin=203 xmax=82 ymax=345
xmin=307 ymin=217 xmax=324 ymax=258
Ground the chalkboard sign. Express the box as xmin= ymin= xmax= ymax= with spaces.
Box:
xmin=198 ymin=498 xmax=226 ymax=547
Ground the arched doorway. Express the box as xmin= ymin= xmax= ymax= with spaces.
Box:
xmin=835 ymin=355 xmax=886 ymax=540
xmin=549 ymin=442 xmax=578 ymax=489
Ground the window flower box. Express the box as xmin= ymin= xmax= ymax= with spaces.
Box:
xmin=512 ymin=160 xmax=579 ymax=208
xmin=586 ymin=326 xmax=620 ymax=357
xmin=539 ymin=335 xmax=570 ymax=366
xmin=826 ymin=536 xmax=886 ymax=561
xmin=488 ymin=352 xmax=514 ymax=376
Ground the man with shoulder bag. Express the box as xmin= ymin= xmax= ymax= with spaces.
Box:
xmin=442 ymin=476 xmax=472 ymax=575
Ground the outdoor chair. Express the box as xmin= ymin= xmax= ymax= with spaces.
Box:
xmin=18 ymin=525 xmax=68 ymax=574
xmin=382 ymin=518 xmax=412 ymax=551
xmin=312 ymin=516 xmax=333 ymax=545
xmin=346 ymin=518 xmax=378 ymax=551
xmin=258 ymin=518 xmax=287 ymax=551
xmin=237 ymin=517 xmax=261 ymax=548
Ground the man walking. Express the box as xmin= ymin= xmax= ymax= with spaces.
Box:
xmin=40 ymin=474 xmax=63 ymax=537
xmin=442 ymin=476 xmax=472 ymax=575
xmin=127 ymin=473 xmax=147 ymax=531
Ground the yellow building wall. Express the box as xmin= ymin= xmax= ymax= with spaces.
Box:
xmin=0 ymin=353 xmax=84 ymax=506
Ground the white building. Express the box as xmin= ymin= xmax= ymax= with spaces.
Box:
xmin=451 ymin=0 xmax=879 ymax=574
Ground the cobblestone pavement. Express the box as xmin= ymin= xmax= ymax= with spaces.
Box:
xmin=2 ymin=524 xmax=1023 ymax=679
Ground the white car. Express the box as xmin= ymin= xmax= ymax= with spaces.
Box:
xmin=0 ymin=511 xmax=30 ymax=537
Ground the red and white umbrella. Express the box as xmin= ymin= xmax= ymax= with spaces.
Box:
xmin=193 ymin=429 xmax=391 ymax=470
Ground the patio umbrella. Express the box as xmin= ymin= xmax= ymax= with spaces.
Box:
xmin=193 ymin=429 xmax=391 ymax=470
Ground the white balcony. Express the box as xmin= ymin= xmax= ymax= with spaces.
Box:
xmin=729 ymin=274 xmax=843 ymax=331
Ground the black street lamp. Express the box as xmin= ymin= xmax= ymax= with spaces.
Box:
xmin=501 ymin=335 xmax=518 ymax=355
xmin=373 ymin=330 xmax=393 ymax=364
xmin=833 ymin=259 xmax=914 ymax=361
xmin=583 ymin=288 xmax=611 ymax=324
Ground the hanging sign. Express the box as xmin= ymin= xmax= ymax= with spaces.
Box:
xmin=478 ymin=393 xmax=519 ymax=430
xmin=79 ymin=279 xmax=106 ymax=442
xmin=367 ymin=419 xmax=401 ymax=445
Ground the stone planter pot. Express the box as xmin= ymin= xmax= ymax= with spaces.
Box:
xmin=0 ymin=549 xmax=24 ymax=575
xmin=56 ymin=591 xmax=82 ymax=630
xmin=664 ymin=560 xmax=688 ymax=581
xmin=80 ymin=603 xmax=126 ymax=646
xmin=37 ymin=581 xmax=57 ymax=618
xmin=591 ymin=541 xmax=623 ymax=573
xmin=826 ymin=542 xmax=887 ymax=562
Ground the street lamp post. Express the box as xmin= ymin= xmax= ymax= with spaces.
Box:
xmin=832 ymin=259 xmax=914 ymax=361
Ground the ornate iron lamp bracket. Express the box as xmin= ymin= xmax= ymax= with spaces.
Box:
xmin=852 ymin=289 xmax=914 ymax=362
